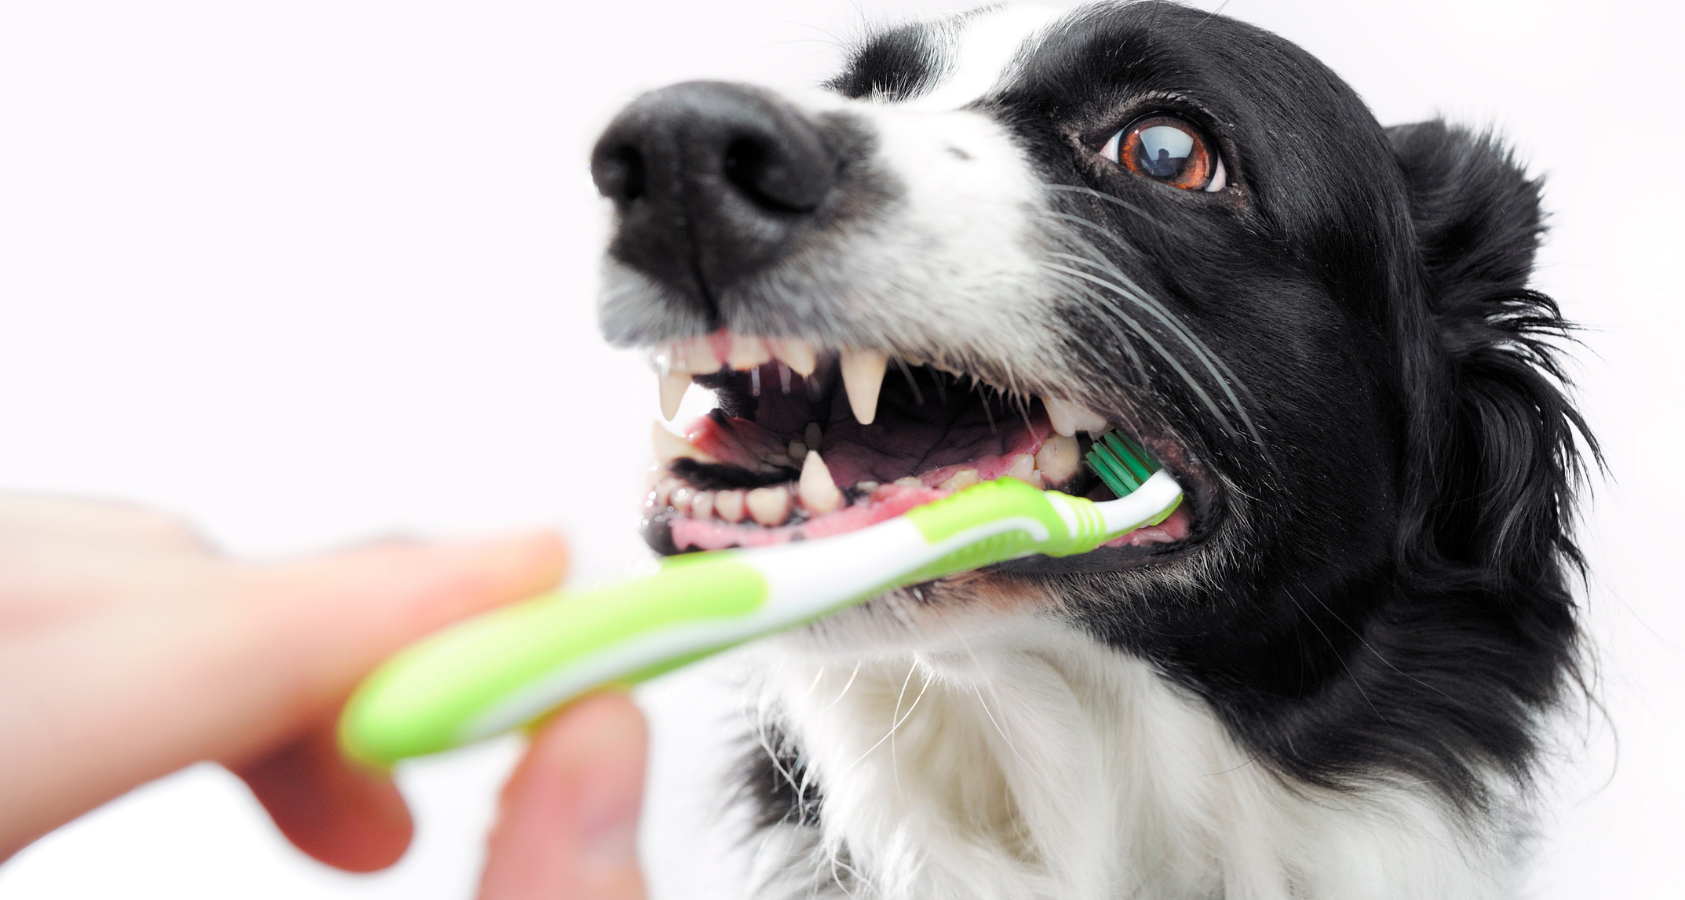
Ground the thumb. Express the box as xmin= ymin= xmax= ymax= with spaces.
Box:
xmin=478 ymin=692 xmax=648 ymax=900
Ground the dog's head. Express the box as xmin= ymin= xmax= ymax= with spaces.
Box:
xmin=593 ymin=1 xmax=1589 ymax=797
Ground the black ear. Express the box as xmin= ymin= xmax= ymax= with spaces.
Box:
xmin=1390 ymin=120 xmax=1545 ymax=297
xmin=1387 ymin=120 xmax=1595 ymax=596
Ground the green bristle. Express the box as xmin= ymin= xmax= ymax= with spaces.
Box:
xmin=1082 ymin=430 xmax=1161 ymax=498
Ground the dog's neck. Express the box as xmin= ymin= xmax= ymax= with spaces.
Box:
xmin=749 ymin=617 xmax=1517 ymax=900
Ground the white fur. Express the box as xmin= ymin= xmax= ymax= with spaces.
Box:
xmin=899 ymin=5 xmax=1063 ymax=111
xmin=746 ymin=614 xmax=1517 ymax=899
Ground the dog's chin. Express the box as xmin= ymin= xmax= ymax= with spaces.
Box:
xmin=631 ymin=329 xmax=1217 ymax=580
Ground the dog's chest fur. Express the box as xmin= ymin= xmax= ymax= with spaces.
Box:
xmin=744 ymin=617 xmax=1514 ymax=900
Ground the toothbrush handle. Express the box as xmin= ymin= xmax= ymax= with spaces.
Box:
xmin=338 ymin=476 xmax=1173 ymax=766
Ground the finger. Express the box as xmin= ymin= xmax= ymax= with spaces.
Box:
xmin=478 ymin=693 xmax=648 ymax=900
xmin=217 ymin=529 xmax=570 ymax=766
xmin=0 ymin=530 xmax=566 ymax=859
xmin=0 ymin=492 xmax=208 ymax=552
xmin=234 ymin=718 xmax=413 ymax=872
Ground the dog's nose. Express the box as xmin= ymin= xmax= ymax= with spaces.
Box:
xmin=591 ymin=82 xmax=836 ymax=306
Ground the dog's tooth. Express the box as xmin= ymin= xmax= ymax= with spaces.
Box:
xmin=670 ymin=486 xmax=695 ymax=515
xmin=798 ymin=451 xmax=842 ymax=515
xmin=648 ymin=342 xmax=677 ymax=375
xmin=728 ymin=333 xmax=772 ymax=371
xmin=1043 ymin=397 xmax=1107 ymax=437
xmin=714 ymin=489 xmax=746 ymax=523
xmin=938 ymin=468 xmax=980 ymax=492
xmin=894 ymin=476 xmax=923 ymax=489
xmin=747 ymin=486 xmax=790 ymax=526
xmin=671 ymin=335 xmax=722 ymax=375
xmin=1006 ymin=453 xmax=1037 ymax=484
xmin=855 ymin=480 xmax=879 ymax=493
xmin=804 ymin=422 xmax=823 ymax=450
xmin=840 ymin=348 xmax=888 ymax=425
xmin=691 ymin=490 xmax=714 ymax=519
xmin=1035 ymin=434 xmax=1081 ymax=484
xmin=654 ymin=477 xmax=679 ymax=508
xmin=651 ymin=421 xmax=718 ymax=465
xmin=788 ymin=439 xmax=808 ymax=459
xmin=766 ymin=337 xmax=817 ymax=377
xmin=658 ymin=371 xmax=691 ymax=421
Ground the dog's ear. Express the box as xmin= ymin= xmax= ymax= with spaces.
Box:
xmin=1390 ymin=120 xmax=1545 ymax=298
xmin=1387 ymin=120 xmax=1594 ymax=597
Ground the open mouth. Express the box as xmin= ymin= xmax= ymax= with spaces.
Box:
xmin=640 ymin=331 xmax=1195 ymax=561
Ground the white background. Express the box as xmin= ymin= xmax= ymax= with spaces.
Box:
xmin=1 ymin=1 xmax=1679 ymax=896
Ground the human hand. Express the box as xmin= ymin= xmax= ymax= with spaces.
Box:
xmin=0 ymin=493 xmax=647 ymax=898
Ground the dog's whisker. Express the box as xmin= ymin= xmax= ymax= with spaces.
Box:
xmin=1046 ymin=236 xmax=1272 ymax=462
xmin=1041 ymin=204 xmax=1274 ymax=461
xmin=846 ymin=658 xmax=934 ymax=774
xmin=892 ymin=355 xmax=924 ymax=405
xmin=1039 ymin=263 xmax=1235 ymax=433
xmin=820 ymin=661 xmax=863 ymax=711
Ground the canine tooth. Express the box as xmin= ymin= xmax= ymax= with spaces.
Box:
xmin=1006 ymin=453 xmax=1037 ymax=484
xmin=671 ymin=335 xmax=722 ymax=375
xmin=747 ymin=486 xmax=790 ymax=526
xmin=715 ymin=489 xmax=746 ymax=522
xmin=691 ymin=491 xmax=714 ymax=519
xmin=643 ymin=468 xmax=662 ymax=490
xmin=728 ymin=334 xmax=771 ymax=370
xmin=654 ymin=477 xmax=679 ymax=508
xmin=651 ymin=422 xmax=718 ymax=465
xmin=670 ymin=486 xmax=694 ymax=514
xmin=938 ymin=468 xmax=980 ymax=492
xmin=658 ymin=371 xmax=691 ymax=420
xmin=766 ymin=337 xmax=817 ymax=376
xmin=1036 ymin=434 xmax=1081 ymax=484
xmin=1043 ymin=397 xmax=1107 ymax=437
xmin=894 ymin=476 xmax=923 ymax=488
xmin=798 ymin=451 xmax=843 ymax=515
xmin=840 ymin=348 xmax=888 ymax=425
xmin=804 ymin=422 xmax=823 ymax=450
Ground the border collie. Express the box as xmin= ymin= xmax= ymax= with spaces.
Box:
xmin=589 ymin=2 xmax=1593 ymax=897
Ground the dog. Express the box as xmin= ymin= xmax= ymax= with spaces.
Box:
xmin=588 ymin=2 xmax=1593 ymax=897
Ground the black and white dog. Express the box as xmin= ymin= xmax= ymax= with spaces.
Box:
xmin=590 ymin=2 xmax=1592 ymax=897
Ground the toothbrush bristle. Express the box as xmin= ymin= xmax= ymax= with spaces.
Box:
xmin=1083 ymin=430 xmax=1161 ymax=498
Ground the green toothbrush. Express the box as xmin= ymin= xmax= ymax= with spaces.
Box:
xmin=338 ymin=431 xmax=1180 ymax=767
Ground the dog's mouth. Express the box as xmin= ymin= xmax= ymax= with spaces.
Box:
xmin=638 ymin=331 xmax=1197 ymax=567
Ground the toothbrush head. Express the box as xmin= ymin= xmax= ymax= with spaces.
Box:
xmin=1083 ymin=430 xmax=1161 ymax=498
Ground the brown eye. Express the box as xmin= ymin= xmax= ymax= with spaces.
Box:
xmin=1102 ymin=115 xmax=1226 ymax=192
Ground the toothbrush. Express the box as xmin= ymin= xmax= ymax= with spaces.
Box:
xmin=338 ymin=430 xmax=1181 ymax=767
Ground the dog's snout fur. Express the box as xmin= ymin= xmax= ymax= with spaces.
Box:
xmin=592 ymin=81 xmax=838 ymax=312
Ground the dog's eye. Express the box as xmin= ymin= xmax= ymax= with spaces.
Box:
xmin=1102 ymin=116 xmax=1226 ymax=192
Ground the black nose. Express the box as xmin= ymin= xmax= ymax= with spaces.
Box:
xmin=591 ymin=82 xmax=836 ymax=308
